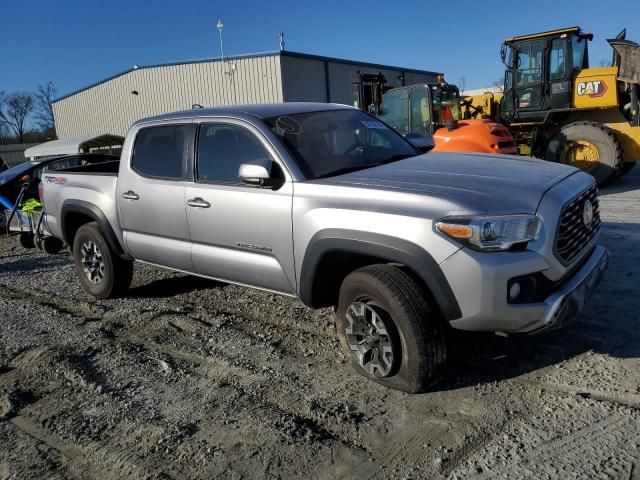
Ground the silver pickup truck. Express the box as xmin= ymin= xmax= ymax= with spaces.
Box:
xmin=41 ymin=103 xmax=609 ymax=392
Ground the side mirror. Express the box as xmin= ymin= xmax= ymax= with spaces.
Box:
xmin=405 ymin=133 xmax=435 ymax=152
xmin=239 ymin=158 xmax=276 ymax=187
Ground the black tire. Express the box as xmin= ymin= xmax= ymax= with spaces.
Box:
xmin=619 ymin=162 xmax=636 ymax=177
xmin=545 ymin=121 xmax=623 ymax=186
xmin=336 ymin=264 xmax=446 ymax=393
xmin=42 ymin=236 xmax=64 ymax=255
xmin=19 ymin=233 xmax=35 ymax=249
xmin=72 ymin=222 xmax=133 ymax=299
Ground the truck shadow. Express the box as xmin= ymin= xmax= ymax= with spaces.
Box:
xmin=0 ymin=253 xmax=70 ymax=275
xmin=439 ymin=322 xmax=639 ymax=391
xmin=598 ymin=170 xmax=639 ymax=195
xmin=127 ymin=274 xmax=226 ymax=298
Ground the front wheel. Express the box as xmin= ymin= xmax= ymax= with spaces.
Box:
xmin=336 ymin=264 xmax=447 ymax=393
xmin=72 ymin=222 xmax=133 ymax=299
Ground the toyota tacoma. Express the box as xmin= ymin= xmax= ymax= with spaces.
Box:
xmin=40 ymin=103 xmax=609 ymax=392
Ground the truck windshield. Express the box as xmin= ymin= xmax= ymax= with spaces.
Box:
xmin=264 ymin=109 xmax=418 ymax=180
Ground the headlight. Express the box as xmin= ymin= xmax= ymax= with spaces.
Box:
xmin=435 ymin=214 xmax=540 ymax=252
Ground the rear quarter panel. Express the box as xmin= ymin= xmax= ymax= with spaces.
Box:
xmin=42 ymin=172 xmax=121 ymax=245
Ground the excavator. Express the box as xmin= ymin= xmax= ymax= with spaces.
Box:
xmin=464 ymin=26 xmax=640 ymax=185
xmin=353 ymin=73 xmax=517 ymax=155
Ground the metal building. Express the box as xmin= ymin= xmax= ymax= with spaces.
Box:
xmin=52 ymin=51 xmax=441 ymax=138
xmin=0 ymin=143 xmax=40 ymax=169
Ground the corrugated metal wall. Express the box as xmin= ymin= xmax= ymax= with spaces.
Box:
xmin=280 ymin=55 xmax=439 ymax=106
xmin=280 ymin=56 xmax=328 ymax=102
xmin=53 ymin=52 xmax=440 ymax=139
xmin=53 ymin=55 xmax=283 ymax=138
xmin=0 ymin=143 xmax=40 ymax=168
xmin=403 ymin=71 xmax=439 ymax=86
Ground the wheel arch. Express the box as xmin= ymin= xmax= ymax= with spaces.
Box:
xmin=61 ymin=200 xmax=130 ymax=259
xmin=299 ymin=229 xmax=462 ymax=321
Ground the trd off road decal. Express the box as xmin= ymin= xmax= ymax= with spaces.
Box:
xmin=44 ymin=175 xmax=68 ymax=185
xmin=576 ymin=80 xmax=607 ymax=98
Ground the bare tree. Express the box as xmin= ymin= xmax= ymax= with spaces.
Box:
xmin=33 ymin=82 xmax=57 ymax=138
xmin=458 ymin=76 xmax=467 ymax=95
xmin=492 ymin=78 xmax=505 ymax=93
xmin=0 ymin=91 xmax=6 ymax=144
xmin=0 ymin=92 xmax=34 ymax=143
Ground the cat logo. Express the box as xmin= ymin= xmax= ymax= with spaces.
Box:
xmin=576 ymin=80 xmax=608 ymax=98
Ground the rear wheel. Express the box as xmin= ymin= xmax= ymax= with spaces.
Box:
xmin=19 ymin=233 xmax=35 ymax=249
xmin=545 ymin=121 xmax=623 ymax=186
xmin=336 ymin=264 xmax=446 ymax=393
xmin=42 ymin=236 xmax=64 ymax=255
xmin=72 ymin=222 xmax=133 ymax=299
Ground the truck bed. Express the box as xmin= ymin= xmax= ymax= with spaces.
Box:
xmin=41 ymin=164 xmax=121 ymax=243
xmin=55 ymin=159 xmax=120 ymax=175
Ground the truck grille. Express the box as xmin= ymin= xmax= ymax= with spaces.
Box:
xmin=555 ymin=185 xmax=601 ymax=264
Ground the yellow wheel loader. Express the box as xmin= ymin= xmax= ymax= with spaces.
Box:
xmin=466 ymin=26 xmax=640 ymax=185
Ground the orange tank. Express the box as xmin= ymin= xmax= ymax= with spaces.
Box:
xmin=432 ymin=119 xmax=518 ymax=155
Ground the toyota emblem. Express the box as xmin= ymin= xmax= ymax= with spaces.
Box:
xmin=582 ymin=200 xmax=594 ymax=227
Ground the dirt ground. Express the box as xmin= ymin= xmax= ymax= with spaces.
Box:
xmin=1 ymin=169 xmax=639 ymax=480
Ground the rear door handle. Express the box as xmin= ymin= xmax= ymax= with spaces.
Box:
xmin=122 ymin=191 xmax=139 ymax=200
xmin=187 ymin=197 xmax=211 ymax=208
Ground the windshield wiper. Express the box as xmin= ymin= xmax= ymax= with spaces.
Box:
xmin=378 ymin=153 xmax=418 ymax=165
xmin=315 ymin=153 xmax=418 ymax=179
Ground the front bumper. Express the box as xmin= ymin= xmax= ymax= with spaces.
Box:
xmin=535 ymin=244 xmax=609 ymax=333
xmin=442 ymin=244 xmax=609 ymax=334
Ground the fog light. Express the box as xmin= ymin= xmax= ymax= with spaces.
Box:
xmin=509 ymin=282 xmax=521 ymax=301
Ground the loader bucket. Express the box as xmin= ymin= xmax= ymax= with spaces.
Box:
xmin=608 ymin=39 xmax=640 ymax=84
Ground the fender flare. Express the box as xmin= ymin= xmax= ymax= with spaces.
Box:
xmin=60 ymin=199 xmax=130 ymax=259
xmin=299 ymin=229 xmax=462 ymax=321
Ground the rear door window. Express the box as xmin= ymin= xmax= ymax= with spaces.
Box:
xmin=131 ymin=125 xmax=191 ymax=179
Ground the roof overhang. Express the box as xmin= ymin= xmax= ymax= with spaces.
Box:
xmin=505 ymin=26 xmax=592 ymax=43
xmin=23 ymin=134 xmax=124 ymax=159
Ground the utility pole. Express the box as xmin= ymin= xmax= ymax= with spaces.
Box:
xmin=216 ymin=19 xmax=225 ymax=61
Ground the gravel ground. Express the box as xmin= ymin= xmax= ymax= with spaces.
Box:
xmin=0 ymin=170 xmax=639 ymax=480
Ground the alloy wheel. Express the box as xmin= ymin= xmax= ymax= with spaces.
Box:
xmin=345 ymin=301 xmax=396 ymax=378
xmin=81 ymin=240 xmax=105 ymax=285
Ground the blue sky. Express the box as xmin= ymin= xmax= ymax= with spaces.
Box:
xmin=1 ymin=0 xmax=637 ymax=99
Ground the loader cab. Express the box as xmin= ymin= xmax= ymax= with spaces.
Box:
xmin=501 ymin=27 xmax=593 ymax=123
xmin=378 ymin=83 xmax=462 ymax=136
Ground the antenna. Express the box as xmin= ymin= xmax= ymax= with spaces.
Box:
xmin=279 ymin=32 xmax=285 ymax=51
xmin=216 ymin=19 xmax=225 ymax=61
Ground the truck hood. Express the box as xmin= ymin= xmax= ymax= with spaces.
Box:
xmin=315 ymin=151 xmax=578 ymax=215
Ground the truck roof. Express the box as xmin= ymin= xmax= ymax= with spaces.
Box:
xmin=134 ymin=102 xmax=355 ymax=126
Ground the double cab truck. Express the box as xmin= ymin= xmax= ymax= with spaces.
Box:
xmin=41 ymin=103 xmax=609 ymax=392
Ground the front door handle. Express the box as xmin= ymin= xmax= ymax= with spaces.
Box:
xmin=187 ymin=197 xmax=211 ymax=208
xmin=122 ymin=191 xmax=139 ymax=200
